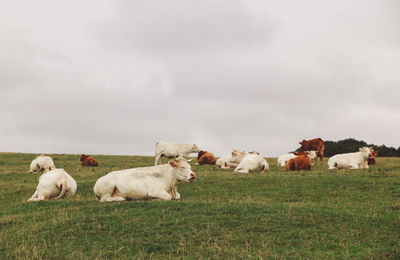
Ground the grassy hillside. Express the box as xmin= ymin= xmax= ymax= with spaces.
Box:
xmin=1 ymin=153 xmax=399 ymax=259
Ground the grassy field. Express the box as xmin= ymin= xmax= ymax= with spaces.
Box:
xmin=1 ymin=153 xmax=399 ymax=259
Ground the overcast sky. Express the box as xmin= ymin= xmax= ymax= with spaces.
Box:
xmin=1 ymin=0 xmax=399 ymax=157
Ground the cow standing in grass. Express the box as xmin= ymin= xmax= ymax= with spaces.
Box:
xmin=299 ymin=138 xmax=325 ymax=163
xmin=94 ymin=157 xmax=196 ymax=202
xmin=155 ymin=141 xmax=200 ymax=165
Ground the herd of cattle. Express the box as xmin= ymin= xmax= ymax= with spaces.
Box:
xmin=26 ymin=138 xmax=378 ymax=203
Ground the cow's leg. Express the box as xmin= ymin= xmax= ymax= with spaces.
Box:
xmin=28 ymin=192 xmax=46 ymax=201
xmin=155 ymin=154 xmax=162 ymax=165
xmin=174 ymin=189 xmax=181 ymax=200
xmin=348 ymin=163 xmax=358 ymax=169
xmin=149 ymin=190 xmax=172 ymax=200
xmin=319 ymin=151 xmax=324 ymax=164
xmin=360 ymin=162 xmax=369 ymax=169
xmin=27 ymin=191 xmax=39 ymax=201
xmin=100 ymin=194 xmax=127 ymax=202
xmin=234 ymin=166 xmax=249 ymax=173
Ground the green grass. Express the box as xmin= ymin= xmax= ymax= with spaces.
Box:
xmin=1 ymin=153 xmax=399 ymax=259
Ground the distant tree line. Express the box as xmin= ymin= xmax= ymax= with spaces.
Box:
xmin=324 ymin=138 xmax=400 ymax=157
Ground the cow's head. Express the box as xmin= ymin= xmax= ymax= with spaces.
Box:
xmin=80 ymin=154 xmax=88 ymax=162
xmin=230 ymin=150 xmax=248 ymax=163
xmin=170 ymin=157 xmax=196 ymax=183
xmin=197 ymin=150 xmax=206 ymax=159
xmin=306 ymin=151 xmax=317 ymax=160
xmin=359 ymin=147 xmax=374 ymax=158
xmin=191 ymin=144 xmax=201 ymax=153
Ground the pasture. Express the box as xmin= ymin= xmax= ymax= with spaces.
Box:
xmin=1 ymin=153 xmax=399 ymax=259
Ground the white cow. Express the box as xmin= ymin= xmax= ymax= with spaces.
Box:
xmin=328 ymin=147 xmax=374 ymax=170
xmin=29 ymin=154 xmax=56 ymax=173
xmin=216 ymin=155 xmax=236 ymax=169
xmin=28 ymin=169 xmax=77 ymax=201
xmin=216 ymin=149 xmax=244 ymax=169
xmin=277 ymin=153 xmax=297 ymax=167
xmin=234 ymin=154 xmax=269 ymax=173
xmin=230 ymin=150 xmax=249 ymax=164
xmin=94 ymin=157 xmax=196 ymax=202
xmin=155 ymin=141 xmax=200 ymax=165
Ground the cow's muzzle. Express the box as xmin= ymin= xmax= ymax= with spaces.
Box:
xmin=189 ymin=173 xmax=196 ymax=182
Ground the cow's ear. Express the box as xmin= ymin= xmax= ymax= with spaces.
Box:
xmin=169 ymin=161 xmax=177 ymax=168
xmin=232 ymin=152 xmax=236 ymax=156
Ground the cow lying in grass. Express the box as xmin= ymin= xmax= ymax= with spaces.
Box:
xmin=197 ymin=151 xmax=217 ymax=165
xmin=216 ymin=149 xmax=243 ymax=169
xmin=80 ymin=154 xmax=98 ymax=166
xmin=278 ymin=151 xmax=317 ymax=167
xmin=328 ymin=147 xmax=374 ymax=169
xmin=231 ymin=151 xmax=269 ymax=173
xmin=94 ymin=157 xmax=196 ymax=202
xmin=285 ymin=155 xmax=312 ymax=171
xmin=277 ymin=153 xmax=297 ymax=167
xmin=29 ymin=154 xmax=56 ymax=173
xmin=28 ymin=168 xmax=77 ymax=201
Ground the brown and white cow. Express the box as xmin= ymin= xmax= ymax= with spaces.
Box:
xmin=197 ymin=151 xmax=217 ymax=165
xmin=299 ymin=138 xmax=325 ymax=163
xmin=285 ymin=155 xmax=312 ymax=171
xmin=80 ymin=154 xmax=98 ymax=167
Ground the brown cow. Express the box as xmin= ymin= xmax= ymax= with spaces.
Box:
xmin=299 ymin=138 xmax=325 ymax=163
xmin=367 ymin=150 xmax=378 ymax=165
xmin=197 ymin=151 xmax=217 ymax=165
xmin=80 ymin=154 xmax=98 ymax=167
xmin=285 ymin=155 xmax=312 ymax=171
